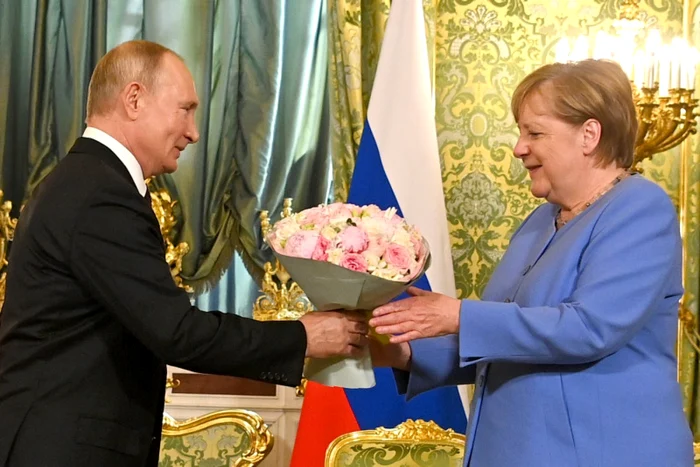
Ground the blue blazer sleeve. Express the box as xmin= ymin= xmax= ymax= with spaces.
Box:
xmin=394 ymin=335 xmax=476 ymax=397
xmin=458 ymin=180 xmax=681 ymax=365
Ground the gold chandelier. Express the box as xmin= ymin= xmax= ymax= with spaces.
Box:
xmin=553 ymin=0 xmax=699 ymax=171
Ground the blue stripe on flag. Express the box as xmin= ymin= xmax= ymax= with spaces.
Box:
xmin=344 ymin=122 xmax=467 ymax=433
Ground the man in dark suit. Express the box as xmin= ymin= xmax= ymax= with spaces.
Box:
xmin=0 ymin=40 xmax=367 ymax=467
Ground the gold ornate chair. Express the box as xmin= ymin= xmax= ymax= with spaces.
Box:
xmin=159 ymin=409 xmax=273 ymax=467
xmin=325 ymin=419 xmax=466 ymax=467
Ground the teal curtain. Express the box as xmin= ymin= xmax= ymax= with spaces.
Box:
xmin=0 ymin=0 xmax=332 ymax=315
xmin=0 ymin=0 xmax=107 ymax=209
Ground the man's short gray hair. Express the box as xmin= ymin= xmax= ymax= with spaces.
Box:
xmin=86 ymin=40 xmax=181 ymax=118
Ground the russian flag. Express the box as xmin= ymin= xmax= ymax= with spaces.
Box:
xmin=290 ymin=1 xmax=467 ymax=465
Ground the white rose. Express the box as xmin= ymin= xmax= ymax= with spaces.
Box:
xmin=359 ymin=217 xmax=386 ymax=237
xmin=326 ymin=248 xmax=344 ymax=265
xmin=372 ymin=267 xmax=401 ymax=281
xmin=275 ymin=218 xmax=301 ymax=241
xmin=320 ymin=225 xmax=339 ymax=240
xmin=364 ymin=253 xmax=381 ymax=271
xmin=390 ymin=228 xmax=412 ymax=247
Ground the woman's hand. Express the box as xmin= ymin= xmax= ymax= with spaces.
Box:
xmin=369 ymin=286 xmax=461 ymax=344
xmin=369 ymin=338 xmax=412 ymax=371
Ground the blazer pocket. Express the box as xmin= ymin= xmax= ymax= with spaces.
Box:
xmin=75 ymin=416 xmax=143 ymax=456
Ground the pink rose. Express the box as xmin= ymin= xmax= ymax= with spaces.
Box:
xmin=338 ymin=225 xmax=369 ymax=253
xmin=312 ymin=235 xmax=331 ymax=261
xmin=327 ymin=202 xmax=353 ymax=219
xmin=339 ymin=253 xmax=368 ymax=272
xmin=384 ymin=243 xmax=412 ymax=270
xmin=301 ymin=206 xmax=329 ymax=227
xmin=284 ymin=231 xmax=319 ymax=259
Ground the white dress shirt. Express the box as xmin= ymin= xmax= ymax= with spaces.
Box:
xmin=82 ymin=127 xmax=147 ymax=196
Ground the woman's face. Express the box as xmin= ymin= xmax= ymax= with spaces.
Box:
xmin=513 ymin=92 xmax=591 ymax=206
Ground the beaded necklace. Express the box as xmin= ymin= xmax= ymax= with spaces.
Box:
xmin=555 ymin=171 xmax=632 ymax=230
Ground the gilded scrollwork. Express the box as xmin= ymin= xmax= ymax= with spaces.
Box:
xmin=0 ymin=191 xmax=17 ymax=311
xmin=374 ymin=419 xmax=461 ymax=441
xmin=325 ymin=419 xmax=466 ymax=466
xmin=252 ymin=199 xmax=315 ymax=323
xmin=146 ymin=180 xmax=192 ymax=293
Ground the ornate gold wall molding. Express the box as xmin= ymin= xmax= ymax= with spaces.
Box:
xmin=252 ymin=199 xmax=314 ymax=323
xmin=0 ymin=191 xmax=17 ymax=311
xmin=147 ymin=181 xmax=192 ymax=293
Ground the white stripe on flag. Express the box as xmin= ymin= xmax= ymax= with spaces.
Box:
xmin=366 ymin=0 xmax=470 ymax=413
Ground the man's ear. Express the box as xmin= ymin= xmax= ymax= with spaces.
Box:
xmin=122 ymin=82 xmax=145 ymax=121
xmin=581 ymin=118 xmax=602 ymax=156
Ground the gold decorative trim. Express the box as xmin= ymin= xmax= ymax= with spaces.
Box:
xmin=253 ymin=199 xmax=314 ymax=322
xmin=679 ymin=303 xmax=700 ymax=354
xmin=325 ymin=418 xmax=466 ymax=465
xmin=630 ymin=86 xmax=699 ymax=173
xmin=164 ymin=377 xmax=180 ymax=403
xmin=252 ymin=258 xmax=313 ymax=321
xmin=147 ymin=180 xmax=192 ymax=293
xmin=0 ymin=191 xmax=17 ymax=312
xmin=618 ymin=0 xmax=642 ymax=21
xmin=374 ymin=419 xmax=463 ymax=441
xmin=162 ymin=409 xmax=273 ymax=467
xmin=295 ymin=378 xmax=308 ymax=397
xmin=165 ymin=377 xmax=180 ymax=390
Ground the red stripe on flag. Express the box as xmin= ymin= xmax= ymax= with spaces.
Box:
xmin=290 ymin=381 xmax=360 ymax=466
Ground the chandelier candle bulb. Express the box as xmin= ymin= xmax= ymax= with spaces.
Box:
xmin=658 ymin=55 xmax=670 ymax=98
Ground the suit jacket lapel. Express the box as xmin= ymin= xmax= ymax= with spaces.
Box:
xmin=522 ymin=206 xmax=558 ymax=274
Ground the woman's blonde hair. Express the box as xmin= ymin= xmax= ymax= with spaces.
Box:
xmin=511 ymin=59 xmax=637 ymax=168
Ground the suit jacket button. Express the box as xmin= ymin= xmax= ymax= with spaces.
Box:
xmin=260 ymin=373 xmax=267 ymax=380
xmin=504 ymin=298 xmax=512 ymax=303
xmin=282 ymin=375 xmax=288 ymax=382
xmin=274 ymin=373 xmax=281 ymax=380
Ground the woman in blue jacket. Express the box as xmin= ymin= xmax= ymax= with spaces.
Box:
xmin=370 ymin=59 xmax=694 ymax=467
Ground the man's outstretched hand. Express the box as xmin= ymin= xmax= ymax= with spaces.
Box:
xmin=300 ymin=311 xmax=369 ymax=358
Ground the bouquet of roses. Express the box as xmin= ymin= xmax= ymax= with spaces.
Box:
xmin=265 ymin=202 xmax=430 ymax=388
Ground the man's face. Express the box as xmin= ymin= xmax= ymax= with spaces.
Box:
xmin=136 ymin=55 xmax=200 ymax=176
